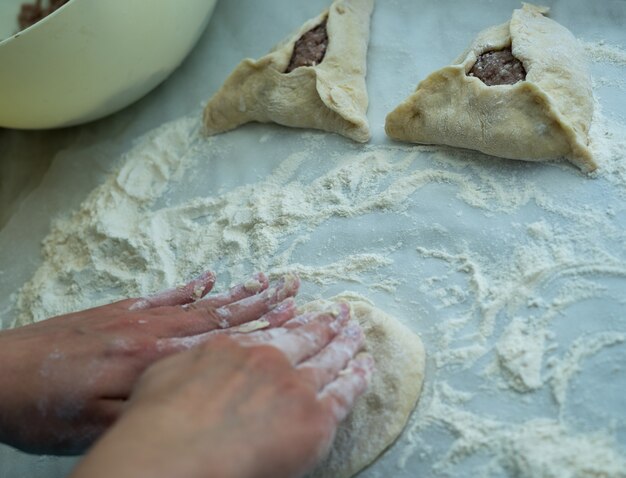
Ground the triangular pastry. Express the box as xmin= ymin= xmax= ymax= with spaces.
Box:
xmin=203 ymin=0 xmax=374 ymax=142
xmin=385 ymin=4 xmax=597 ymax=172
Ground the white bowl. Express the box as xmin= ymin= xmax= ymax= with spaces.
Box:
xmin=0 ymin=0 xmax=217 ymax=129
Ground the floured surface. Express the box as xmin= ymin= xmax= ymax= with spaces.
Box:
xmin=0 ymin=1 xmax=625 ymax=477
xmin=301 ymin=299 xmax=425 ymax=478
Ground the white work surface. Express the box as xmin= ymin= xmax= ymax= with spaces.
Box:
xmin=1 ymin=1 xmax=626 ymax=476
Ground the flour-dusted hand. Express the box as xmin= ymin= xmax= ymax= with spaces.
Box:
xmin=0 ymin=272 xmax=299 ymax=455
xmin=70 ymin=304 xmax=374 ymax=478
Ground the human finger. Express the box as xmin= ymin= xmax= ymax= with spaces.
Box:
xmin=220 ymin=298 xmax=298 ymax=334
xmin=319 ymin=354 xmax=375 ymax=424
xmin=191 ymin=273 xmax=269 ymax=309
xmin=154 ymin=299 xmax=297 ymax=353
xmin=136 ymin=294 xmax=297 ymax=340
xmin=127 ymin=271 xmax=216 ymax=311
xmin=236 ymin=303 xmax=351 ymax=365
xmin=281 ymin=301 xmax=351 ymax=330
xmin=297 ymin=321 xmax=365 ymax=391
xmin=184 ymin=273 xmax=300 ymax=330
xmin=233 ymin=303 xmax=349 ymax=345
xmin=281 ymin=311 xmax=321 ymax=329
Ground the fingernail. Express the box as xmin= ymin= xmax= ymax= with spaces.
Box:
xmin=273 ymin=280 xmax=287 ymax=300
xmin=276 ymin=273 xmax=300 ymax=300
xmin=193 ymin=271 xmax=216 ymax=296
xmin=192 ymin=284 xmax=206 ymax=300
xmin=253 ymin=272 xmax=268 ymax=284
xmin=243 ymin=278 xmax=265 ymax=294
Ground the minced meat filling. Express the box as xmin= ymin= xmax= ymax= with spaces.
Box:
xmin=285 ymin=19 xmax=329 ymax=73
xmin=468 ymin=47 xmax=526 ymax=86
xmin=18 ymin=0 xmax=68 ymax=31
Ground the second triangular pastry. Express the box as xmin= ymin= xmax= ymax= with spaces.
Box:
xmin=203 ymin=0 xmax=374 ymax=142
xmin=385 ymin=4 xmax=597 ymax=172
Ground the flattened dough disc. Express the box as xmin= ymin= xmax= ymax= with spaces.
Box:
xmin=301 ymin=299 xmax=426 ymax=478
xmin=385 ymin=4 xmax=597 ymax=172
xmin=203 ymin=0 xmax=373 ymax=142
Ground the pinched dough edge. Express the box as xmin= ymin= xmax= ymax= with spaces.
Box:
xmin=385 ymin=4 xmax=597 ymax=172
xmin=203 ymin=0 xmax=373 ymax=142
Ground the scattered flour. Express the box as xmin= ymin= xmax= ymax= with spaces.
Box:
xmin=582 ymin=39 xmax=626 ymax=67
xmin=5 ymin=45 xmax=626 ymax=478
xmin=495 ymin=317 xmax=547 ymax=392
xmin=549 ymin=332 xmax=626 ymax=407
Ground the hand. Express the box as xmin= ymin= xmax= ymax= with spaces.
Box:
xmin=0 ymin=272 xmax=300 ymax=455
xmin=71 ymin=303 xmax=374 ymax=478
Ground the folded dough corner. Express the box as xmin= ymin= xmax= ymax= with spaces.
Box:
xmin=385 ymin=3 xmax=598 ymax=173
xmin=203 ymin=0 xmax=374 ymax=143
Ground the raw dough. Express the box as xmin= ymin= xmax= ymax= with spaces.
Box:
xmin=203 ymin=0 xmax=373 ymax=142
xmin=301 ymin=298 xmax=426 ymax=478
xmin=385 ymin=4 xmax=597 ymax=172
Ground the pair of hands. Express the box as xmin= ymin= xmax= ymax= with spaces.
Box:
xmin=0 ymin=271 xmax=373 ymax=478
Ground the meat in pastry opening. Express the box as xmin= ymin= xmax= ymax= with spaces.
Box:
xmin=285 ymin=18 xmax=329 ymax=73
xmin=468 ymin=47 xmax=527 ymax=86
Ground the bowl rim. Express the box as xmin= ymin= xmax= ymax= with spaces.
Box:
xmin=0 ymin=0 xmax=75 ymax=48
